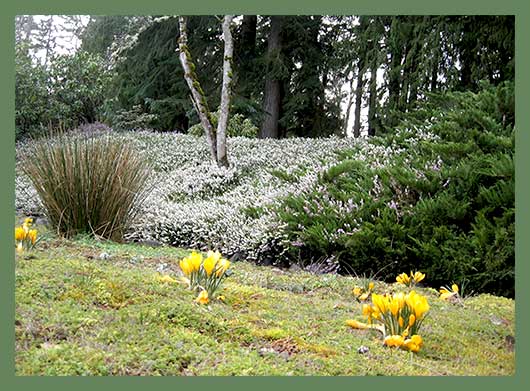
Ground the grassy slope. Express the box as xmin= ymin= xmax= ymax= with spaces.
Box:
xmin=15 ymin=232 xmax=515 ymax=376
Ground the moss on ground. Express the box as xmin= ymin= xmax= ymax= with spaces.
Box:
xmin=15 ymin=231 xmax=515 ymax=375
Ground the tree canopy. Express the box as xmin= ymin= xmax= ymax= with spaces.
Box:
xmin=16 ymin=15 xmax=514 ymax=139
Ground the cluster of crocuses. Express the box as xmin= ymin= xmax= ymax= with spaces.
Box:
xmin=439 ymin=283 xmax=460 ymax=301
xmin=396 ymin=271 xmax=425 ymax=287
xmin=15 ymin=217 xmax=38 ymax=253
xmin=348 ymin=289 xmax=429 ymax=353
xmin=179 ymin=250 xmax=231 ymax=305
xmin=367 ymin=291 xmax=429 ymax=352
xmin=352 ymin=281 xmax=375 ymax=302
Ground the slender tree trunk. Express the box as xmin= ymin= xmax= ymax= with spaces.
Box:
xmin=216 ymin=15 xmax=234 ymax=168
xmin=387 ymin=18 xmax=402 ymax=127
xmin=353 ymin=61 xmax=364 ymax=138
xmin=240 ymin=15 xmax=257 ymax=51
xmin=260 ymin=16 xmax=283 ymax=139
xmin=430 ymin=53 xmax=439 ymax=91
xmin=399 ymin=42 xmax=413 ymax=112
xmin=367 ymin=60 xmax=378 ymax=137
xmin=459 ymin=17 xmax=474 ymax=91
xmin=178 ymin=16 xmax=217 ymax=163
xmin=343 ymin=76 xmax=355 ymax=135
xmin=238 ymin=15 xmax=257 ymax=99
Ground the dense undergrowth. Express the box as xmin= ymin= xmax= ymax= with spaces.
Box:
xmin=15 ymin=232 xmax=515 ymax=376
xmin=15 ymin=83 xmax=514 ymax=297
xmin=276 ymin=84 xmax=514 ymax=297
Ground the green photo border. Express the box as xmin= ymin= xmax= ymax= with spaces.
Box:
xmin=1 ymin=0 xmax=527 ymax=389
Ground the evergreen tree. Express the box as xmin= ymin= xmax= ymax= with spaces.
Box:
xmin=259 ymin=16 xmax=284 ymax=139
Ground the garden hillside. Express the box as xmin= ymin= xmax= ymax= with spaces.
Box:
xmin=14 ymin=15 xmax=515 ymax=377
xmin=15 ymin=83 xmax=515 ymax=298
xmin=15 ymin=233 xmax=515 ymax=376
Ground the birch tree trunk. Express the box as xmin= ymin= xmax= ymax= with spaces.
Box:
xmin=178 ymin=16 xmax=217 ymax=163
xmin=216 ymin=15 xmax=234 ymax=168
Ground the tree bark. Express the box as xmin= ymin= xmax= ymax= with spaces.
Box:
xmin=178 ymin=16 xmax=217 ymax=163
xmin=459 ymin=17 xmax=475 ymax=91
xmin=259 ymin=16 xmax=283 ymax=139
xmin=343 ymin=76 xmax=355 ymax=135
xmin=216 ymin=15 xmax=234 ymax=168
xmin=237 ymin=15 xmax=257 ymax=100
xmin=240 ymin=15 xmax=257 ymax=52
xmin=367 ymin=59 xmax=378 ymax=137
xmin=387 ymin=18 xmax=403 ymax=127
xmin=353 ymin=60 xmax=365 ymax=138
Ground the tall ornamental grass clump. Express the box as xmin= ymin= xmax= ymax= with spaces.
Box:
xmin=22 ymin=132 xmax=151 ymax=241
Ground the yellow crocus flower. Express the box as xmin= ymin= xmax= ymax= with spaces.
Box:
xmin=412 ymin=271 xmax=425 ymax=283
xmin=368 ymin=282 xmax=375 ymax=291
xmin=362 ymin=304 xmax=373 ymax=319
xmin=203 ymin=254 xmax=216 ymax=276
xmin=394 ymin=292 xmax=405 ymax=309
xmin=15 ymin=227 xmax=25 ymax=241
xmin=440 ymin=291 xmax=456 ymax=301
xmin=179 ymin=258 xmax=191 ymax=276
xmin=371 ymin=293 xmax=387 ymax=314
xmin=216 ymin=258 xmax=230 ymax=276
xmin=27 ymin=229 xmax=37 ymax=244
xmin=398 ymin=316 xmax=404 ymax=328
xmin=439 ymin=284 xmax=459 ymax=300
xmin=384 ymin=335 xmax=405 ymax=348
xmin=206 ymin=250 xmax=222 ymax=264
xmin=403 ymin=334 xmax=423 ymax=352
xmin=352 ymin=286 xmax=362 ymax=297
xmin=415 ymin=301 xmax=429 ymax=319
xmin=396 ymin=273 xmax=411 ymax=285
xmin=189 ymin=251 xmax=203 ymax=272
xmin=404 ymin=291 xmax=429 ymax=319
xmin=196 ymin=290 xmax=209 ymax=305
xmin=346 ymin=319 xmax=371 ymax=330
xmin=389 ymin=298 xmax=400 ymax=316
xmin=409 ymin=314 xmax=416 ymax=326
xmin=359 ymin=292 xmax=369 ymax=302
xmin=410 ymin=334 xmax=423 ymax=346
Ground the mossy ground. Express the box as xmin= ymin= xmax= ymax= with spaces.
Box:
xmin=15 ymin=225 xmax=515 ymax=376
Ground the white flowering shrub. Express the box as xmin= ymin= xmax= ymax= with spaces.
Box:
xmin=15 ymin=127 xmax=441 ymax=264
xmin=122 ymin=132 xmax=362 ymax=262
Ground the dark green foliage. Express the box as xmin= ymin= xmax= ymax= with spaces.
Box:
xmin=275 ymin=84 xmax=514 ymax=297
xmin=106 ymin=16 xmax=222 ymax=132
xmin=376 ymin=15 xmax=514 ymax=131
xmin=110 ymin=105 xmax=159 ymax=131
xmin=15 ymin=44 xmax=50 ymax=139
xmin=21 ymin=132 xmax=151 ymax=241
xmin=187 ymin=113 xmax=258 ymax=138
xmin=80 ymin=16 xmax=134 ymax=61
xmin=75 ymin=15 xmax=512 ymax=138
xmin=15 ymin=48 xmax=111 ymax=139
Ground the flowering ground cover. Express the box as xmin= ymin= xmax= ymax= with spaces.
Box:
xmin=15 ymin=128 xmax=437 ymax=263
xmin=15 ymin=227 xmax=515 ymax=376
